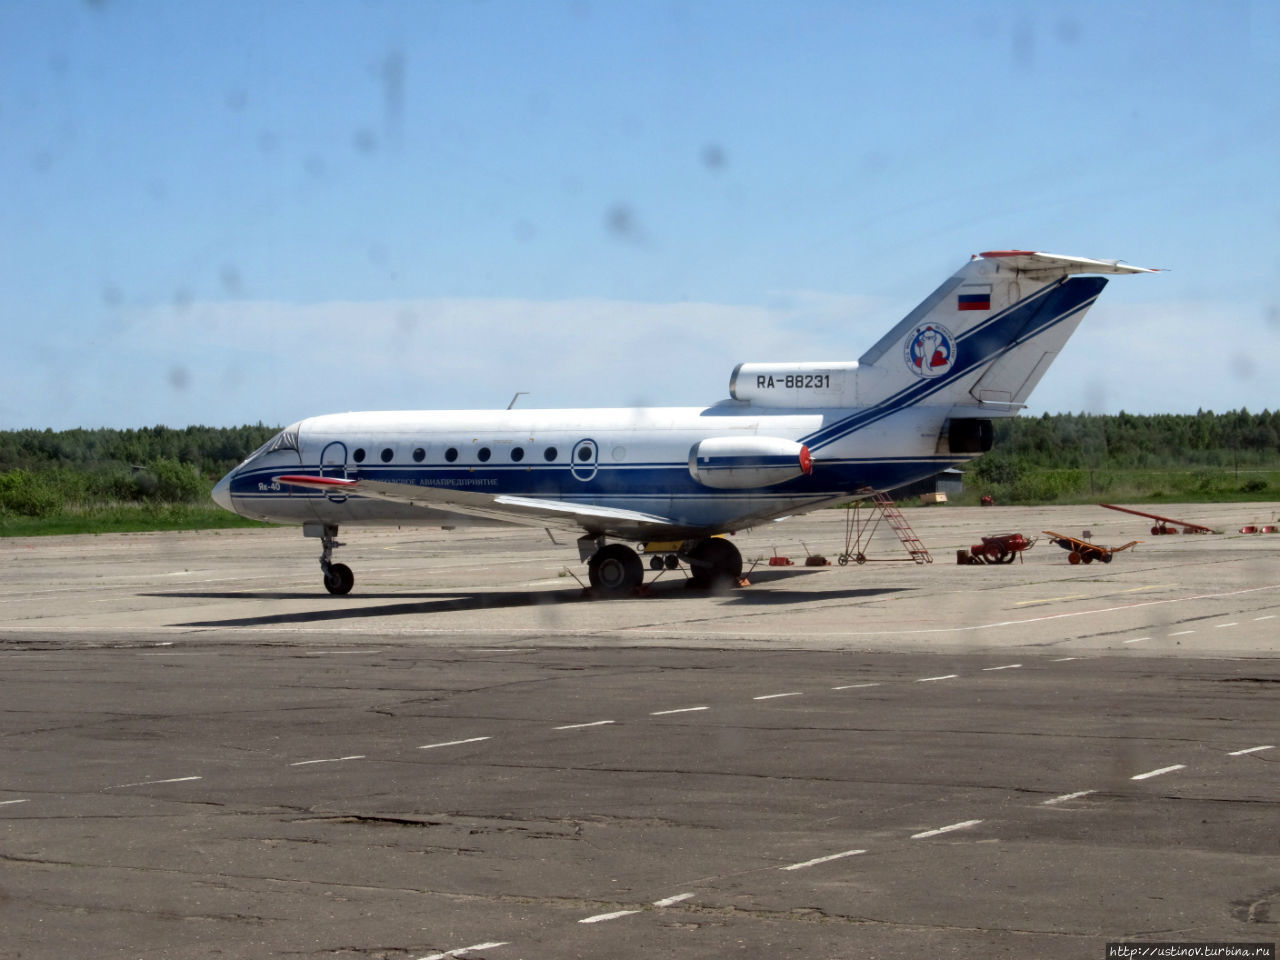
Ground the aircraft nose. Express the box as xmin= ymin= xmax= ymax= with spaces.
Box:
xmin=211 ymin=471 xmax=236 ymax=513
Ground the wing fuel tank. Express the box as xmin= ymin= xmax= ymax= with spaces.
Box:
xmin=688 ymin=436 xmax=813 ymax=489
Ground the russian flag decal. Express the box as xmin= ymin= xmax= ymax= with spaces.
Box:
xmin=958 ymin=285 xmax=991 ymax=311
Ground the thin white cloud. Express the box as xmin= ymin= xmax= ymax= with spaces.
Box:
xmin=21 ymin=290 xmax=1274 ymax=429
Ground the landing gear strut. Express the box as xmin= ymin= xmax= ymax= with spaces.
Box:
xmin=314 ymin=524 xmax=354 ymax=595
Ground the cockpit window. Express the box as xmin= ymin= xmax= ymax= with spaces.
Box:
xmin=243 ymin=422 xmax=301 ymax=464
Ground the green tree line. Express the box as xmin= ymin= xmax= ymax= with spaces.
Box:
xmin=0 ymin=424 xmax=277 ymax=532
xmin=969 ymin=409 xmax=1280 ymax=504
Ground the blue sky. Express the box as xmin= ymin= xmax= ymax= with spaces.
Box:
xmin=2 ymin=0 xmax=1278 ymax=429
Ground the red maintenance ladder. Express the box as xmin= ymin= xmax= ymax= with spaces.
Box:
xmin=840 ymin=491 xmax=933 ymax=565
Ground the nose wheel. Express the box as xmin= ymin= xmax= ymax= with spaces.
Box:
xmin=317 ymin=525 xmax=354 ymax=595
xmin=323 ymin=561 xmax=354 ymax=595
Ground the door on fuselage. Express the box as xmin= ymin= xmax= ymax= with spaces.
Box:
xmin=320 ymin=441 xmax=349 ymax=503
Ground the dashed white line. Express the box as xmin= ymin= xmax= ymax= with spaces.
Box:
xmin=0 ymin=799 xmax=31 ymax=807
xmin=1131 ymin=764 xmax=1186 ymax=780
xmin=1168 ymin=630 xmax=1195 ymax=637
xmin=982 ymin=664 xmax=1022 ymax=671
xmin=1051 ymin=657 xmax=1081 ymax=662
xmin=555 ymin=720 xmax=616 ymax=730
xmin=417 ymin=737 xmax=491 ymax=750
xmin=832 ymin=682 xmax=880 ymax=690
xmin=1123 ymin=638 xmax=1147 ymax=644
xmin=911 ymin=819 xmax=983 ymax=839
xmin=652 ymin=892 xmax=695 ymax=907
xmin=579 ymin=909 xmax=640 ymax=924
xmin=650 ymin=707 xmax=709 ymax=716
xmin=1228 ymin=745 xmax=1274 ymax=756
xmin=1254 ymin=615 xmax=1276 ymax=621
xmin=781 ymin=849 xmax=867 ymax=871
xmin=916 ymin=674 xmax=958 ymax=683
xmin=417 ymin=942 xmax=509 ymax=960
xmin=1042 ymin=790 xmax=1096 ymax=805
xmin=1214 ymin=622 xmax=1238 ymax=628
xmin=290 ymin=756 xmax=365 ymax=767
xmin=108 ymin=776 xmax=203 ymax=789
xmin=753 ymin=692 xmax=803 ymax=701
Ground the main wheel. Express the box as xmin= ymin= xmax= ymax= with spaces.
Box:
xmin=324 ymin=562 xmax=354 ymax=595
xmin=588 ymin=544 xmax=644 ymax=596
xmin=685 ymin=537 xmax=743 ymax=589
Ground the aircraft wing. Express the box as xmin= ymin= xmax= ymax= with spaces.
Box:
xmin=274 ymin=474 xmax=699 ymax=540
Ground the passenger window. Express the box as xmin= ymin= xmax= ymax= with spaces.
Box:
xmin=511 ymin=447 xmax=524 ymax=462
xmin=380 ymin=448 xmax=394 ymax=463
xmin=353 ymin=448 xmax=366 ymax=463
xmin=544 ymin=446 xmax=558 ymax=461
xmin=477 ymin=447 xmax=491 ymax=462
xmin=445 ymin=447 xmax=458 ymax=463
xmin=413 ymin=448 xmax=426 ymax=462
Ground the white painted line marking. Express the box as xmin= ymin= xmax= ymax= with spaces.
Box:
xmin=1131 ymin=764 xmax=1186 ymax=780
xmin=1042 ymin=790 xmax=1096 ymax=805
xmin=833 ymin=682 xmax=880 ymax=690
xmin=912 ymin=819 xmax=983 ymax=839
xmin=290 ymin=755 xmax=365 ymax=767
xmin=653 ymin=892 xmax=695 ymax=907
xmin=1228 ymin=745 xmax=1274 ymax=756
xmin=418 ymin=737 xmax=491 ymax=750
xmin=753 ymin=692 xmax=803 ymax=700
xmin=982 ymin=664 xmax=1022 ymax=671
xmin=579 ymin=909 xmax=640 ymax=924
xmin=1168 ymin=630 xmax=1195 ymax=637
xmin=110 ymin=776 xmax=202 ymax=789
xmin=1051 ymin=657 xmax=1081 ymax=662
xmin=1016 ymin=594 xmax=1088 ymax=606
xmin=650 ymin=707 xmax=708 ymax=716
xmin=0 ymin=799 xmax=31 ymax=806
xmin=781 ymin=849 xmax=867 ymax=871
xmin=417 ymin=942 xmax=509 ymax=960
xmin=1123 ymin=638 xmax=1145 ymax=644
xmin=1214 ymin=622 xmax=1239 ymax=628
xmin=1254 ymin=615 xmax=1276 ymax=621
xmin=916 ymin=674 xmax=958 ymax=683
xmin=555 ymin=720 xmax=615 ymax=730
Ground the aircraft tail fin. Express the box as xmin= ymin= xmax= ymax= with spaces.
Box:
xmin=854 ymin=250 xmax=1156 ymax=411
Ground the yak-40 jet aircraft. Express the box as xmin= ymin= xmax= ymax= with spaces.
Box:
xmin=213 ymin=250 xmax=1155 ymax=595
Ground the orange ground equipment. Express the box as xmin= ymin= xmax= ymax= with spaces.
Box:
xmin=964 ymin=533 xmax=1036 ymax=564
xmin=1098 ymin=503 xmax=1220 ymax=535
xmin=1043 ymin=531 xmax=1141 ymax=564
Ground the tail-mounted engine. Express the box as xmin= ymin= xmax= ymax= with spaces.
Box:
xmin=946 ymin=418 xmax=994 ymax=454
xmin=730 ymin=362 xmax=860 ymax=408
xmin=689 ymin=436 xmax=813 ymax=489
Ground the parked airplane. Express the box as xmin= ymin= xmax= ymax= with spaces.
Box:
xmin=212 ymin=250 xmax=1156 ymax=595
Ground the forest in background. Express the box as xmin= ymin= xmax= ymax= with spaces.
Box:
xmin=1 ymin=411 xmax=1278 ymax=535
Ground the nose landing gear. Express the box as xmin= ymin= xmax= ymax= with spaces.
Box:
xmin=308 ymin=523 xmax=354 ymax=595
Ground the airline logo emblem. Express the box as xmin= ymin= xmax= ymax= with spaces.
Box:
xmin=904 ymin=323 xmax=956 ymax=378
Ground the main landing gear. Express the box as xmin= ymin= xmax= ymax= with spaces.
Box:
xmin=580 ymin=536 xmax=744 ymax=596
xmin=308 ymin=523 xmax=354 ymax=595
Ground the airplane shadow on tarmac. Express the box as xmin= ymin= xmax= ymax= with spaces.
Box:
xmin=157 ymin=572 xmax=911 ymax=630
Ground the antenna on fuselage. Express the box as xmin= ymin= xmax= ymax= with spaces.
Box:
xmin=507 ymin=391 xmax=529 ymax=410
